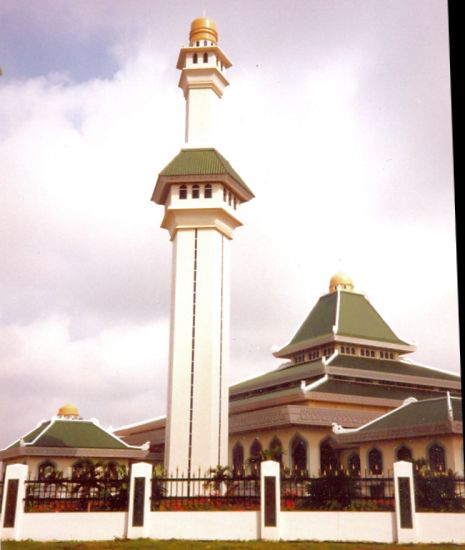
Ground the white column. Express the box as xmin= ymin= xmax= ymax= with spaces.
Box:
xmin=185 ymin=87 xmax=220 ymax=147
xmin=0 ymin=463 xmax=28 ymax=542
xmin=260 ymin=460 xmax=281 ymax=540
xmin=393 ymin=460 xmax=417 ymax=543
xmin=165 ymin=226 xmax=230 ymax=477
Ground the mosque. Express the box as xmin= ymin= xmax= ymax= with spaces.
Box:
xmin=0 ymin=16 xmax=462 ymax=480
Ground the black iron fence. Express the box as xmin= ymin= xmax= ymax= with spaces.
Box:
xmin=415 ymin=474 xmax=465 ymax=512
xmin=281 ymin=473 xmax=394 ymax=511
xmin=151 ymin=473 xmax=260 ymax=511
xmin=5 ymin=470 xmax=464 ymax=514
xmin=24 ymin=478 xmax=129 ymax=513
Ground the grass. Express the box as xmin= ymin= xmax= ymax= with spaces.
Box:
xmin=1 ymin=541 xmax=465 ymax=550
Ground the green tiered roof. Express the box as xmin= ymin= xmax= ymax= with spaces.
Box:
xmin=7 ymin=419 xmax=132 ymax=450
xmin=152 ymin=148 xmax=254 ymax=204
xmin=275 ymin=290 xmax=412 ymax=357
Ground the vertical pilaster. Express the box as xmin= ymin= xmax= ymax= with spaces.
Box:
xmin=393 ymin=460 xmax=417 ymax=543
xmin=127 ymin=462 xmax=152 ymax=539
xmin=0 ymin=463 xmax=28 ymax=542
xmin=260 ymin=460 xmax=281 ymax=540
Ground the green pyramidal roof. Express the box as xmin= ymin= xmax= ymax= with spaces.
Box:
xmin=275 ymin=290 xmax=413 ymax=357
xmin=153 ymin=148 xmax=254 ymax=204
xmin=7 ymin=419 xmax=131 ymax=450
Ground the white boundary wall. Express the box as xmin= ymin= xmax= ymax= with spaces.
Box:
xmin=18 ymin=512 xmax=127 ymax=541
xmin=2 ymin=460 xmax=465 ymax=543
xmin=149 ymin=511 xmax=259 ymax=540
xmin=280 ymin=511 xmax=395 ymax=543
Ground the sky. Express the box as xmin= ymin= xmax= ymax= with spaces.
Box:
xmin=0 ymin=0 xmax=460 ymax=448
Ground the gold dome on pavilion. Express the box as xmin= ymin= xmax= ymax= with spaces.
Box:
xmin=329 ymin=271 xmax=354 ymax=293
xmin=57 ymin=403 xmax=80 ymax=418
xmin=189 ymin=17 xmax=218 ymax=45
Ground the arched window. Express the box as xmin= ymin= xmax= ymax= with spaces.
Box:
xmin=429 ymin=443 xmax=446 ymax=472
xmin=193 ymin=53 xmax=198 ymax=64
xmin=72 ymin=459 xmax=95 ymax=480
xmin=192 ymin=184 xmax=200 ymax=199
xmin=203 ymin=52 xmax=208 ymax=63
xmin=269 ymin=436 xmax=284 ymax=464
xmin=320 ymin=439 xmax=338 ymax=474
xmin=249 ymin=439 xmax=262 ymax=476
xmin=204 ymin=40 xmax=208 ymax=46
xmin=204 ymin=184 xmax=212 ymax=198
xmin=38 ymin=460 xmax=57 ymax=481
xmin=291 ymin=434 xmax=308 ymax=475
xmin=179 ymin=184 xmax=187 ymax=199
xmin=368 ymin=448 xmax=383 ymax=474
xmin=232 ymin=442 xmax=244 ymax=476
xmin=396 ymin=445 xmax=413 ymax=462
xmin=348 ymin=453 xmax=361 ymax=476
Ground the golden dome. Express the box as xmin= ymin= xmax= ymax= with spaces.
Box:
xmin=57 ymin=403 xmax=80 ymax=418
xmin=329 ymin=271 xmax=354 ymax=293
xmin=189 ymin=17 xmax=218 ymax=45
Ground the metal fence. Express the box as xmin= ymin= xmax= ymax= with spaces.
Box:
xmin=151 ymin=473 xmax=261 ymax=511
xmin=281 ymin=474 xmax=395 ymax=511
xmin=24 ymin=478 xmax=129 ymax=513
xmin=415 ymin=475 xmax=465 ymax=512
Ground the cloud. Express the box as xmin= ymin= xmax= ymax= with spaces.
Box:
xmin=0 ymin=1 xmax=459 ymax=451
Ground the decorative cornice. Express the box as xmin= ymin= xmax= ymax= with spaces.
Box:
xmin=229 ymin=404 xmax=380 ymax=434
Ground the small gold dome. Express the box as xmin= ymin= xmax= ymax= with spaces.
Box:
xmin=189 ymin=17 xmax=218 ymax=45
xmin=329 ymin=271 xmax=354 ymax=293
xmin=57 ymin=403 xmax=80 ymax=418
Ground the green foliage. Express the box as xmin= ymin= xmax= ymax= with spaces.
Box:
xmin=414 ymin=459 xmax=465 ymax=512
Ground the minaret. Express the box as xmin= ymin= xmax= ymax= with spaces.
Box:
xmin=152 ymin=17 xmax=254 ymax=477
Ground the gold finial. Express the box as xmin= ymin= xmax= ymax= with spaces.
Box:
xmin=189 ymin=17 xmax=218 ymax=45
xmin=57 ymin=403 xmax=80 ymax=418
xmin=329 ymin=271 xmax=354 ymax=293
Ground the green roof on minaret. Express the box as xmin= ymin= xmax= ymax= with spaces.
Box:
xmin=152 ymin=148 xmax=254 ymax=204
xmin=274 ymin=272 xmax=415 ymax=358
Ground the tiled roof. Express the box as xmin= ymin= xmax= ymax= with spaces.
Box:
xmin=7 ymin=420 xmax=132 ymax=450
xmin=329 ymin=355 xmax=460 ymax=381
xmin=230 ymin=360 xmax=324 ymax=395
xmin=160 ymin=148 xmax=253 ymax=195
xmin=359 ymin=396 xmax=462 ymax=431
xmin=275 ymin=290 xmax=412 ymax=357
xmin=333 ymin=396 xmax=462 ymax=444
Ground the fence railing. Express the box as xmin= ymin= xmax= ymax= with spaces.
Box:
xmin=13 ymin=472 xmax=465 ymax=514
xmin=281 ymin=474 xmax=394 ymax=511
xmin=415 ymin=475 xmax=465 ymax=512
xmin=24 ymin=478 xmax=129 ymax=513
xmin=151 ymin=473 xmax=260 ymax=511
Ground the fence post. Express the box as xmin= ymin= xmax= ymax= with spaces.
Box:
xmin=0 ymin=464 xmax=28 ymax=542
xmin=393 ymin=460 xmax=417 ymax=543
xmin=260 ymin=460 xmax=281 ymax=540
xmin=127 ymin=462 xmax=152 ymax=540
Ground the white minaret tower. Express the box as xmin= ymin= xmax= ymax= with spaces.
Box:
xmin=152 ymin=17 xmax=254 ymax=478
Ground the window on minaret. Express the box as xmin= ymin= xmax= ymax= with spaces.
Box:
xmin=192 ymin=184 xmax=200 ymax=198
xmin=223 ymin=187 xmax=227 ymax=201
xmin=179 ymin=185 xmax=187 ymax=199
xmin=193 ymin=53 xmax=198 ymax=64
xmin=204 ymin=40 xmax=208 ymax=46
xmin=204 ymin=184 xmax=212 ymax=198
xmin=203 ymin=52 xmax=208 ymax=63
